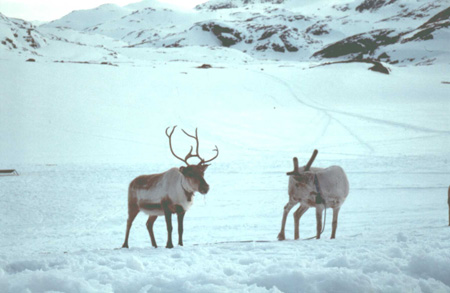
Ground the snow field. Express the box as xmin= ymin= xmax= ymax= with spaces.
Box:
xmin=1 ymin=162 xmax=449 ymax=292
xmin=1 ymin=56 xmax=449 ymax=292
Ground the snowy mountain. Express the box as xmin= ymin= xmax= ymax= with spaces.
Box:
xmin=0 ymin=12 xmax=127 ymax=62
xmin=0 ymin=13 xmax=47 ymax=54
xmin=1 ymin=0 xmax=449 ymax=65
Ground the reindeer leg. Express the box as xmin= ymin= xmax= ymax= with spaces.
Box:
xmin=122 ymin=202 xmax=139 ymax=248
xmin=315 ymin=206 xmax=324 ymax=239
xmin=146 ymin=216 xmax=158 ymax=248
xmin=293 ymin=205 xmax=309 ymax=240
xmin=176 ymin=206 xmax=186 ymax=246
xmin=162 ymin=201 xmax=174 ymax=249
xmin=331 ymin=207 xmax=341 ymax=239
xmin=278 ymin=201 xmax=296 ymax=240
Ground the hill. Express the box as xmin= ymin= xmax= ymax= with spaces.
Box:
xmin=1 ymin=0 xmax=448 ymax=65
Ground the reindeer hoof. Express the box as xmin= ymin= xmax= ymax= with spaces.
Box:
xmin=166 ymin=244 xmax=174 ymax=249
xmin=122 ymin=244 xmax=129 ymax=249
xmin=277 ymin=233 xmax=285 ymax=241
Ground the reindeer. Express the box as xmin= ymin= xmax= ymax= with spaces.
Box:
xmin=122 ymin=126 xmax=219 ymax=249
xmin=278 ymin=150 xmax=349 ymax=240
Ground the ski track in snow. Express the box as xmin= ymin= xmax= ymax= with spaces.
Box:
xmin=257 ymin=68 xmax=450 ymax=156
xmin=256 ymin=69 xmax=377 ymax=152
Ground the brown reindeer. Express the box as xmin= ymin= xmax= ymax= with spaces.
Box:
xmin=122 ymin=126 xmax=219 ymax=249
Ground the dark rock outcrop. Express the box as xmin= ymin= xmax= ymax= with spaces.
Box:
xmin=368 ymin=61 xmax=390 ymax=74
xmin=306 ymin=24 xmax=330 ymax=36
xmin=419 ymin=6 xmax=450 ymax=27
xmin=312 ymin=59 xmax=391 ymax=74
xmin=402 ymin=7 xmax=450 ymax=43
xmin=196 ymin=0 xmax=284 ymax=10
xmin=201 ymin=22 xmax=243 ymax=47
xmin=313 ymin=29 xmax=400 ymax=58
xmin=356 ymin=0 xmax=397 ymax=12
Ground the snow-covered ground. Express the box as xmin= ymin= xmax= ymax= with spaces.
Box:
xmin=1 ymin=0 xmax=450 ymax=291
xmin=1 ymin=53 xmax=449 ymax=292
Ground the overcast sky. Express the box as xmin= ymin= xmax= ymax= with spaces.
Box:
xmin=0 ymin=0 xmax=208 ymax=21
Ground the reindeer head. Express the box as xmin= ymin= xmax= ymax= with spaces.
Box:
xmin=166 ymin=126 xmax=219 ymax=195
xmin=287 ymin=150 xmax=318 ymax=186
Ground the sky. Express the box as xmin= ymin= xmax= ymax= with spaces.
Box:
xmin=0 ymin=0 xmax=208 ymax=21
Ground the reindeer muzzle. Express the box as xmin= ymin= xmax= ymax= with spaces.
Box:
xmin=199 ymin=183 xmax=209 ymax=195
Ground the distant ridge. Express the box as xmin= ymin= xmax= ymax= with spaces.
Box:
xmin=1 ymin=0 xmax=449 ymax=65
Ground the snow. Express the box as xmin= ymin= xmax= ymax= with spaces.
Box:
xmin=1 ymin=0 xmax=450 ymax=292
xmin=1 ymin=56 xmax=449 ymax=292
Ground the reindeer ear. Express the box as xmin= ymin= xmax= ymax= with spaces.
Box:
xmin=179 ymin=166 xmax=185 ymax=173
xmin=201 ymin=164 xmax=210 ymax=171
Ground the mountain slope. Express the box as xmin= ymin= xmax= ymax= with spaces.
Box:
xmin=2 ymin=0 xmax=449 ymax=65
xmin=313 ymin=5 xmax=450 ymax=64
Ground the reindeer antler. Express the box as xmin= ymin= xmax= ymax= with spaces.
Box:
xmin=304 ymin=149 xmax=318 ymax=171
xmin=166 ymin=126 xmax=219 ymax=165
xmin=201 ymin=145 xmax=219 ymax=164
xmin=286 ymin=157 xmax=299 ymax=175
xmin=286 ymin=149 xmax=318 ymax=176
xmin=181 ymin=128 xmax=219 ymax=165
xmin=166 ymin=126 xmax=187 ymax=164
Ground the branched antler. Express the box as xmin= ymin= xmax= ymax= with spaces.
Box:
xmin=202 ymin=145 xmax=219 ymax=164
xmin=166 ymin=126 xmax=186 ymax=164
xmin=166 ymin=126 xmax=219 ymax=165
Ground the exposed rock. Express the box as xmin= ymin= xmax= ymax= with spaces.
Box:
xmin=402 ymin=7 xmax=450 ymax=43
xmin=258 ymin=29 xmax=277 ymax=40
xmin=256 ymin=43 xmax=268 ymax=51
xmin=312 ymin=58 xmax=390 ymax=74
xmin=196 ymin=0 xmax=284 ymax=10
xmin=24 ymin=29 xmax=40 ymax=49
xmin=164 ymin=38 xmax=185 ymax=48
xmin=419 ymin=6 xmax=450 ymax=27
xmin=201 ymin=23 xmax=243 ymax=47
xmin=313 ymin=29 xmax=400 ymax=58
xmin=356 ymin=0 xmax=397 ymax=12
xmin=377 ymin=52 xmax=390 ymax=61
xmin=368 ymin=61 xmax=390 ymax=74
xmin=403 ymin=27 xmax=435 ymax=42
xmin=306 ymin=24 xmax=330 ymax=36
xmin=279 ymin=30 xmax=299 ymax=52
xmin=333 ymin=4 xmax=350 ymax=12
xmin=100 ymin=62 xmax=117 ymax=66
xmin=285 ymin=14 xmax=313 ymax=22
xmin=3 ymin=38 xmax=17 ymax=49
xmin=271 ymin=43 xmax=285 ymax=52
xmin=252 ymin=25 xmax=299 ymax=52
xmin=198 ymin=3 xmax=238 ymax=10
xmin=197 ymin=64 xmax=212 ymax=69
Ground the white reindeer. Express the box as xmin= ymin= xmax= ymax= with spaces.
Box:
xmin=122 ymin=126 xmax=219 ymax=249
xmin=278 ymin=150 xmax=349 ymax=240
